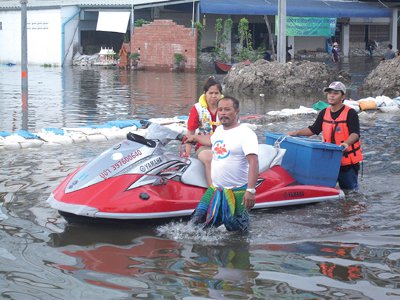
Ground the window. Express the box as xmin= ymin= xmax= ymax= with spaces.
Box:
xmin=369 ymin=25 xmax=390 ymax=42
xmin=350 ymin=25 xmax=365 ymax=42
xmin=0 ymin=22 xmax=2 ymax=30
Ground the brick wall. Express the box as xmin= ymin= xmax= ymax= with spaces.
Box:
xmin=130 ymin=20 xmax=197 ymax=71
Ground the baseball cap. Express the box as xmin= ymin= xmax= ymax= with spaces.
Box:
xmin=323 ymin=81 xmax=346 ymax=94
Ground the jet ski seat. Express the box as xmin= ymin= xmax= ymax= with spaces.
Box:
xmin=258 ymin=144 xmax=286 ymax=173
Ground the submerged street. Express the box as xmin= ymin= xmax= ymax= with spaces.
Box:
xmin=0 ymin=58 xmax=399 ymax=299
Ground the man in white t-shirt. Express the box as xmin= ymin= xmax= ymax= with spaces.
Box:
xmin=185 ymin=96 xmax=259 ymax=231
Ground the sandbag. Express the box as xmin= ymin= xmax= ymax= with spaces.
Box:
xmin=358 ymin=99 xmax=377 ymax=111
xmin=378 ymin=106 xmax=400 ymax=113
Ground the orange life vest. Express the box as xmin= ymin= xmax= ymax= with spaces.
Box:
xmin=322 ymin=106 xmax=363 ymax=166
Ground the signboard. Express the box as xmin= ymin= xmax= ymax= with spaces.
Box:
xmin=276 ymin=17 xmax=337 ymax=37
xmin=97 ymin=11 xmax=131 ymax=33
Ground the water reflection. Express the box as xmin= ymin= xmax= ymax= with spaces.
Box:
xmin=46 ymin=228 xmax=400 ymax=299
xmin=21 ymin=92 xmax=28 ymax=130
xmin=50 ymin=233 xmax=257 ymax=298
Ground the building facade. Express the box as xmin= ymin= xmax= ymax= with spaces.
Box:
xmin=0 ymin=0 xmax=399 ymax=66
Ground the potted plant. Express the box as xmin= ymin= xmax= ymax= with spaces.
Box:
xmin=173 ymin=53 xmax=185 ymax=71
xmin=129 ymin=52 xmax=140 ymax=68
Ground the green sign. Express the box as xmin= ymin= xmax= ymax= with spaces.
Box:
xmin=276 ymin=17 xmax=337 ymax=37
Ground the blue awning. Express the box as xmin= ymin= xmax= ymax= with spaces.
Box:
xmin=200 ymin=0 xmax=392 ymax=18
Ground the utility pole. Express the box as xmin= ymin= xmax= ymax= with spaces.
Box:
xmin=21 ymin=0 xmax=28 ymax=130
xmin=277 ymin=0 xmax=287 ymax=63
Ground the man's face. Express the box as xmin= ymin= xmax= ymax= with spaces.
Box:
xmin=326 ymin=90 xmax=344 ymax=105
xmin=217 ymin=99 xmax=238 ymax=127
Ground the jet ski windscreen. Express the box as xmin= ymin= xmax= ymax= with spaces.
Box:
xmin=146 ymin=123 xmax=181 ymax=142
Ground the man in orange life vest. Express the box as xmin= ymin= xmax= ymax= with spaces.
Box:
xmin=288 ymin=81 xmax=363 ymax=190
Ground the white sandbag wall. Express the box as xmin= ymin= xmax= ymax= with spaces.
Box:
xmin=267 ymin=95 xmax=400 ymax=117
xmin=0 ymin=117 xmax=187 ymax=151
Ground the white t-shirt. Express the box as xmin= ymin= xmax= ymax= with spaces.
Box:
xmin=211 ymin=124 xmax=258 ymax=188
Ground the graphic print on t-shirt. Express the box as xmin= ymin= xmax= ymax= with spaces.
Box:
xmin=212 ymin=140 xmax=229 ymax=159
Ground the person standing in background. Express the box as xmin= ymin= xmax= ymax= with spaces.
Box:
xmin=383 ymin=44 xmax=396 ymax=60
xmin=332 ymin=42 xmax=340 ymax=63
xmin=366 ymin=40 xmax=375 ymax=57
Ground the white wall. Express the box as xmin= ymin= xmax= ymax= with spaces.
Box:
xmin=0 ymin=9 xmax=61 ymax=65
xmin=0 ymin=11 xmax=21 ymax=64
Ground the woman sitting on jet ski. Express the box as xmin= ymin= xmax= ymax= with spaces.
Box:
xmin=185 ymin=77 xmax=223 ymax=186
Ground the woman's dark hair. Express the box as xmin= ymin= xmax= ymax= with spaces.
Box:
xmin=203 ymin=76 xmax=222 ymax=93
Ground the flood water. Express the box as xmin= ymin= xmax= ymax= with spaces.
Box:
xmin=1 ymin=58 xmax=400 ymax=299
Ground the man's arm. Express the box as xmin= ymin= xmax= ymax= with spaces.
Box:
xmin=243 ymin=154 xmax=259 ymax=210
xmin=287 ymin=127 xmax=314 ymax=137
xmin=288 ymin=110 xmax=324 ymax=136
xmin=342 ymin=109 xmax=361 ymax=151
xmin=341 ymin=133 xmax=360 ymax=151
xmin=185 ymin=134 xmax=212 ymax=146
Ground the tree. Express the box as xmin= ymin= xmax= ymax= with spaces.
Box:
xmin=235 ymin=17 xmax=264 ymax=62
xmin=214 ymin=18 xmax=232 ymax=63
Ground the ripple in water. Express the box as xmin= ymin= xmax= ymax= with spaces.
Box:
xmin=157 ymin=221 xmax=237 ymax=245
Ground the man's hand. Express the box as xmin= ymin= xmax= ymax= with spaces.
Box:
xmin=340 ymin=142 xmax=349 ymax=151
xmin=243 ymin=192 xmax=255 ymax=210
xmin=184 ymin=134 xmax=212 ymax=147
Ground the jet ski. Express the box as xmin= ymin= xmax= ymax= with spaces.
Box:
xmin=47 ymin=123 xmax=344 ymax=223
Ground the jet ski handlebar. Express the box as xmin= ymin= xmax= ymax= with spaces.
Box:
xmin=127 ymin=132 xmax=157 ymax=148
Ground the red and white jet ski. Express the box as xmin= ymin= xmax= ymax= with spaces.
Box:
xmin=47 ymin=123 xmax=344 ymax=223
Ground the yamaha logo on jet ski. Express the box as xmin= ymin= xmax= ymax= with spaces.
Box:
xmin=139 ymin=157 xmax=162 ymax=172
xmin=46 ymin=123 xmax=345 ymax=223
xmin=285 ymin=191 xmax=305 ymax=198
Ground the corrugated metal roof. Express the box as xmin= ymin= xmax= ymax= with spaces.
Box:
xmin=201 ymin=0 xmax=392 ymax=18
xmin=0 ymin=0 xmax=197 ymax=9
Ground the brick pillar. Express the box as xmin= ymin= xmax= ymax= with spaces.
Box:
xmin=130 ymin=20 xmax=197 ymax=71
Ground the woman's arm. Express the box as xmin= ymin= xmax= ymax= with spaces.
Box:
xmin=185 ymin=130 xmax=196 ymax=156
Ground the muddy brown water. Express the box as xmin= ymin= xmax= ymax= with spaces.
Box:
xmin=0 ymin=58 xmax=399 ymax=299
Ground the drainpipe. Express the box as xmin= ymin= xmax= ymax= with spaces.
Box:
xmin=131 ymin=4 xmax=134 ymax=36
xmin=191 ymin=0 xmax=195 ymax=35
xmin=61 ymin=9 xmax=80 ymax=67
xmin=391 ymin=8 xmax=398 ymax=52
